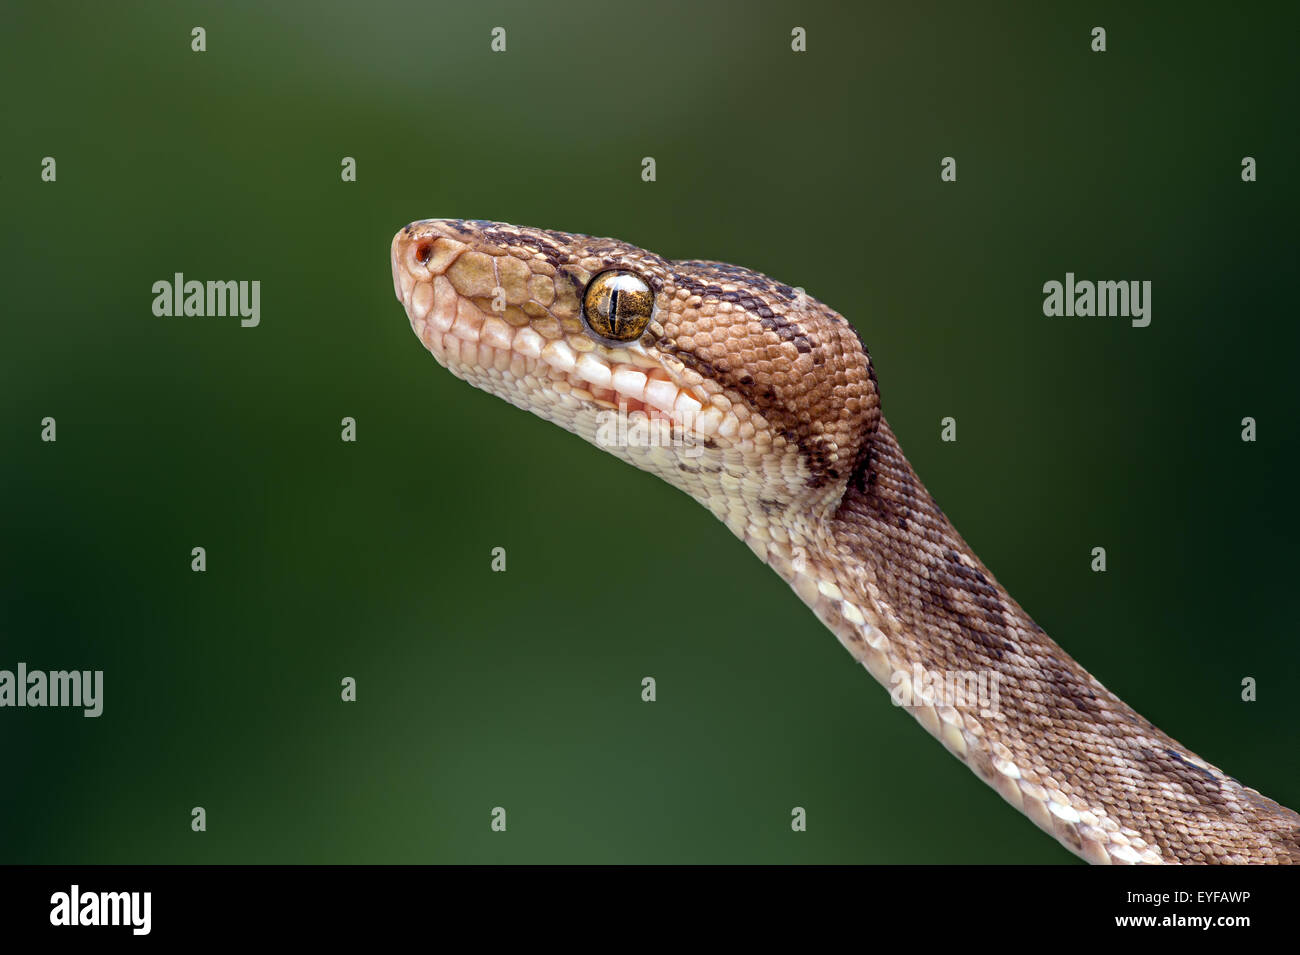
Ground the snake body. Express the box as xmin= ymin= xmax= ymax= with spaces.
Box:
xmin=391 ymin=219 xmax=1299 ymax=863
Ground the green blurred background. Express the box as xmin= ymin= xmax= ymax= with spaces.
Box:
xmin=3 ymin=1 xmax=1297 ymax=863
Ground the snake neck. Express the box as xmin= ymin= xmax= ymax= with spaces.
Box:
xmin=758 ymin=417 xmax=1300 ymax=864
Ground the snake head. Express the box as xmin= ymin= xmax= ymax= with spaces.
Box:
xmin=391 ymin=219 xmax=881 ymax=529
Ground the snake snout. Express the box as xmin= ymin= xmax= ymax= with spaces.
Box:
xmin=391 ymin=222 xmax=435 ymax=301
xmin=390 ymin=230 xmax=408 ymax=303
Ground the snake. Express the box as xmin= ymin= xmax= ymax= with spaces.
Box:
xmin=390 ymin=218 xmax=1299 ymax=864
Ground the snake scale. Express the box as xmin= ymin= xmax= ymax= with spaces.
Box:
xmin=391 ymin=218 xmax=1299 ymax=864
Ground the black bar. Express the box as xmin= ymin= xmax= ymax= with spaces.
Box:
xmin=1 ymin=864 xmax=1295 ymax=942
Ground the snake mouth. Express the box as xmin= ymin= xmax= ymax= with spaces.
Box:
xmin=390 ymin=221 xmax=740 ymax=440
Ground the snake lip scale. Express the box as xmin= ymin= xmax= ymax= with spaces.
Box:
xmin=391 ymin=218 xmax=1300 ymax=864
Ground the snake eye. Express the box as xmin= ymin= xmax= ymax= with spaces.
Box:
xmin=582 ymin=271 xmax=654 ymax=344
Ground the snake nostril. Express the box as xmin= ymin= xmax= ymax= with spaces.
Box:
xmin=414 ymin=241 xmax=433 ymax=266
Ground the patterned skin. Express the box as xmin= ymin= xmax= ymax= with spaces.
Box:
xmin=392 ymin=219 xmax=1300 ymax=863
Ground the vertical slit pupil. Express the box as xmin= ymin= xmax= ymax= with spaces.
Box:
xmin=607 ymin=286 xmax=621 ymax=336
